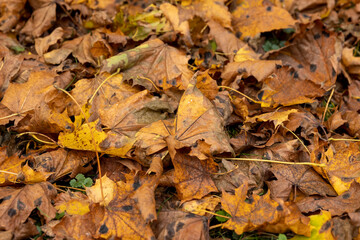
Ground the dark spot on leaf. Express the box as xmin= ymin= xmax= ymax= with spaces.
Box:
xmin=48 ymin=184 xmax=54 ymax=190
xmin=303 ymin=14 xmax=310 ymax=18
xmin=310 ymin=64 xmax=317 ymax=72
xmin=204 ymin=52 xmax=212 ymax=63
xmin=290 ymin=69 xmax=295 ymax=76
xmin=276 ymin=204 xmax=283 ymax=211
xmin=320 ymin=221 xmax=331 ymax=232
xmin=317 ymin=152 xmax=322 ymax=161
xmin=17 ymin=200 xmax=25 ymax=210
xmin=141 ymin=3 xmax=146 ymax=8
xmin=235 ymin=31 xmax=242 ymax=38
xmin=122 ymin=205 xmax=133 ymax=211
xmin=99 ymin=223 xmax=108 ymax=234
xmin=8 ymin=208 xmax=16 ymax=217
xmin=237 ymin=68 xmax=246 ymax=73
xmin=202 ymin=77 xmax=206 ymax=83
xmin=146 ymin=213 xmax=155 ymax=222
xmin=215 ymin=95 xmax=225 ymax=103
xmin=166 ymin=222 xmax=176 ymax=238
xmin=171 ymin=79 xmax=177 ymax=86
xmin=176 ymin=222 xmax=185 ymax=231
xmin=342 ymin=193 xmax=350 ymax=199
xmin=158 ymin=79 xmax=162 ymax=84
xmin=332 ymin=68 xmax=336 ymax=77
xmin=247 ymin=196 xmax=254 ymax=204
xmin=99 ymin=139 xmax=110 ymax=150
xmin=217 ymin=107 xmax=225 ymax=117
xmin=314 ymin=33 xmax=321 ymax=40
xmin=322 ymin=31 xmax=330 ymax=38
xmin=258 ymin=91 xmax=264 ymax=101
xmin=0 ymin=195 xmax=11 ymax=204
xmin=133 ymin=180 xmax=141 ymax=190
xmin=115 ymin=141 xmax=123 ymax=148
xmin=298 ymin=64 xmax=304 ymax=69
xmin=293 ymin=71 xmax=299 ymax=78
xmin=34 ymin=197 xmax=42 ymax=207
xmin=266 ymin=6 xmax=272 ymax=11
xmin=246 ymin=15 xmax=249 ymax=18
xmin=276 ymin=64 xmax=282 ymax=69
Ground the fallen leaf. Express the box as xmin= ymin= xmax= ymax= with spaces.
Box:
xmin=0 ymin=182 xmax=57 ymax=232
xmin=222 ymin=182 xmax=286 ymax=235
xmin=20 ymin=3 xmax=56 ymax=38
xmin=35 ymin=27 xmax=64 ymax=56
xmin=258 ymin=66 xmax=325 ymax=107
xmin=232 ymin=2 xmax=296 ymax=39
xmin=154 ymin=210 xmax=210 ymax=240
xmin=297 ymin=182 xmax=360 ymax=216
xmin=290 ymin=211 xmax=334 ymax=240
xmin=269 ymin=21 xmax=342 ymax=91
xmin=269 ymin=164 xmax=336 ymax=199
xmin=101 ymin=38 xmax=193 ymax=91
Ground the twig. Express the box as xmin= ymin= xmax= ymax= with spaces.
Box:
xmin=322 ymin=87 xmax=335 ymax=124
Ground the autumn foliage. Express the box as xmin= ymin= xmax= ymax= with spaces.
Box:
xmin=0 ymin=0 xmax=360 ymax=239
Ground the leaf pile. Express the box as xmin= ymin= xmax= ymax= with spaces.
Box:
xmin=0 ymin=0 xmax=360 ymax=239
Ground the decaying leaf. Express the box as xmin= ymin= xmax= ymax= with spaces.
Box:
xmin=0 ymin=182 xmax=57 ymax=232
xmin=101 ymin=38 xmax=193 ymax=91
xmin=233 ymin=2 xmax=296 ymax=39
xmin=222 ymin=182 xmax=286 ymax=235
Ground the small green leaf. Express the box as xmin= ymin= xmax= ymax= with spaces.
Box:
xmin=69 ymin=179 xmax=77 ymax=188
xmin=76 ymin=174 xmax=85 ymax=182
xmin=84 ymin=178 xmax=93 ymax=187
xmin=283 ymin=28 xmax=295 ymax=34
xmin=10 ymin=46 xmax=25 ymax=54
xmin=278 ymin=233 xmax=287 ymax=240
xmin=215 ymin=210 xmax=231 ymax=223
xmin=56 ymin=211 xmax=65 ymax=220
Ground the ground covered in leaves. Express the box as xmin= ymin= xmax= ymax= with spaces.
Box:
xmin=1 ymin=0 xmax=360 ymax=239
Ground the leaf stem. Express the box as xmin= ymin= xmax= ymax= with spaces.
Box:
xmin=322 ymin=87 xmax=335 ymax=124
xmin=17 ymin=132 xmax=58 ymax=145
xmin=281 ymin=124 xmax=311 ymax=155
xmin=89 ymin=68 xmax=120 ymax=104
xmin=54 ymin=85 xmax=105 ymax=206
xmin=218 ymin=86 xmax=261 ymax=104
xmin=0 ymin=170 xmax=18 ymax=175
xmin=217 ymin=157 xmax=326 ymax=167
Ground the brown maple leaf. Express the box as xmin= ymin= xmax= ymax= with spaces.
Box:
xmin=222 ymin=182 xmax=287 ymax=235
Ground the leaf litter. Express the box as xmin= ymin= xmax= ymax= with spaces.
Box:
xmin=0 ymin=0 xmax=360 ymax=239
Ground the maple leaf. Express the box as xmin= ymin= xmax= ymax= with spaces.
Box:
xmin=154 ymin=211 xmax=210 ymax=240
xmin=232 ymin=1 xmax=296 ymax=39
xmin=89 ymin=176 xmax=156 ymax=239
xmin=269 ymin=21 xmax=342 ymax=91
xmin=269 ymin=164 xmax=336 ymax=199
xmin=166 ymin=140 xmax=219 ymax=201
xmin=0 ymin=182 xmax=57 ymax=232
xmin=258 ymin=66 xmax=325 ymax=107
xmin=222 ymin=182 xmax=286 ymax=235
xmin=101 ymin=38 xmax=193 ymax=91
xmin=297 ymin=182 xmax=360 ymax=216
xmin=0 ymin=147 xmax=24 ymax=186
xmin=315 ymin=141 xmax=360 ymax=195
xmin=290 ymin=211 xmax=334 ymax=240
